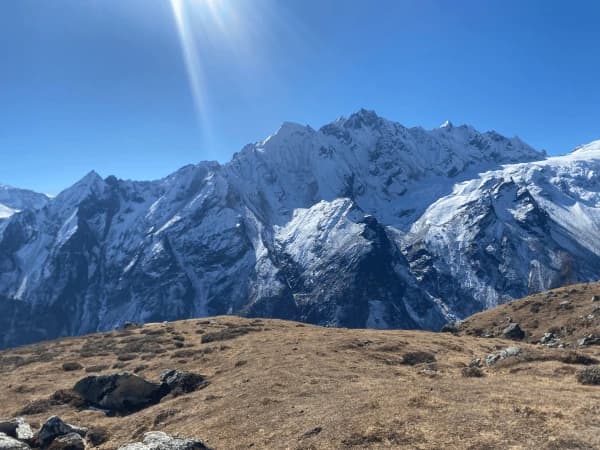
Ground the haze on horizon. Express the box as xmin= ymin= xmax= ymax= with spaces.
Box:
xmin=2 ymin=0 xmax=600 ymax=195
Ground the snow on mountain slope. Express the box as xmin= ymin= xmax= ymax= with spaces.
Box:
xmin=0 ymin=109 xmax=564 ymax=348
xmin=0 ymin=184 xmax=48 ymax=219
xmin=405 ymin=140 xmax=600 ymax=318
xmin=226 ymin=110 xmax=543 ymax=228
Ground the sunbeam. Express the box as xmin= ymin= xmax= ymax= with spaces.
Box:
xmin=169 ymin=0 xmax=209 ymax=131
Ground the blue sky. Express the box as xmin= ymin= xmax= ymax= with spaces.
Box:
xmin=2 ymin=0 xmax=599 ymax=194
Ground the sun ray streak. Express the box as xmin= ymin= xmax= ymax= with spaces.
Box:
xmin=170 ymin=0 xmax=210 ymax=138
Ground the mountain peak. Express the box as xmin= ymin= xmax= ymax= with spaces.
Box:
xmin=343 ymin=108 xmax=384 ymax=130
xmin=440 ymin=120 xmax=454 ymax=129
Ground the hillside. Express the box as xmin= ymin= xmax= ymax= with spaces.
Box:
xmin=1 ymin=315 xmax=599 ymax=449
xmin=455 ymin=282 xmax=600 ymax=347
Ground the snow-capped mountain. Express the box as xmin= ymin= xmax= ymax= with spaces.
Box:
xmin=0 ymin=184 xmax=48 ymax=219
xmin=4 ymin=109 xmax=598 ymax=349
xmin=405 ymin=140 xmax=600 ymax=318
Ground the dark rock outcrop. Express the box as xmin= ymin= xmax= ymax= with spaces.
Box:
xmin=73 ymin=373 xmax=166 ymax=414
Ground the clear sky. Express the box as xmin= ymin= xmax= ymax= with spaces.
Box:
xmin=2 ymin=0 xmax=599 ymax=194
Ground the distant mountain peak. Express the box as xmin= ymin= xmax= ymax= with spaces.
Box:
xmin=440 ymin=120 xmax=454 ymax=129
xmin=343 ymin=108 xmax=384 ymax=130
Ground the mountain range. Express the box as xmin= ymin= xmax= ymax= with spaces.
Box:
xmin=1 ymin=109 xmax=599 ymax=348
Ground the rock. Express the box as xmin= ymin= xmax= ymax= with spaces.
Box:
xmin=469 ymin=358 xmax=482 ymax=368
xmin=0 ymin=417 xmax=33 ymax=441
xmin=485 ymin=353 xmax=501 ymax=366
xmin=118 ymin=431 xmax=212 ymax=450
xmin=159 ymin=370 xmax=207 ymax=396
xmin=122 ymin=321 xmax=140 ymax=330
xmin=502 ymin=346 xmax=522 ymax=358
xmin=0 ymin=433 xmax=30 ymax=450
xmin=486 ymin=346 xmax=521 ymax=366
xmin=578 ymin=335 xmax=600 ymax=347
xmin=559 ymin=300 xmax=572 ymax=309
xmin=592 ymin=295 xmax=599 ymax=302
xmin=38 ymin=416 xmax=87 ymax=448
xmin=502 ymin=323 xmax=525 ymax=340
xmin=73 ymin=372 xmax=167 ymax=414
xmin=62 ymin=362 xmax=83 ymax=372
xmin=576 ymin=366 xmax=600 ymax=385
xmin=47 ymin=433 xmax=85 ymax=450
xmin=539 ymin=332 xmax=555 ymax=345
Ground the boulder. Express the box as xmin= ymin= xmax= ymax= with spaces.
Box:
xmin=38 ymin=416 xmax=87 ymax=448
xmin=47 ymin=433 xmax=85 ymax=450
xmin=159 ymin=370 xmax=207 ymax=396
xmin=0 ymin=433 xmax=30 ymax=450
xmin=592 ymin=295 xmax=599 ymax=302
xmin=118 ymin=432 xmax=212 ymax=450
xmin=502 ymin=323 xmax=525 ymax=340
xmin=73 ymin=372 xmax=166 ymax=414
xmin=0 ymin=417 xmax=33 ymax=441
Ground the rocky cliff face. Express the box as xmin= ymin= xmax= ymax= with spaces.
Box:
xmin=404 ymin=141 xmax=600 ymax=318
xmin=4 ymin=109 xmax=599 ymax=348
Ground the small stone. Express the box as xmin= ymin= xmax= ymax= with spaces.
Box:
xmin=62 ymin=362 xmax=83 ymax=372
xmin=578 ymin=335 xmax=600 ymax=347
xmin=502 ymin=323 xmax=525 ymax=340
xmin=540 ymin=332 xmax=555 ymax=345
xmin=469 ymin=358 xmax=482 ymax=368
xmin=485 ymin=353 xmax=501 ymax=366
xmin=559 ymin=300 xmax=572 ymax=309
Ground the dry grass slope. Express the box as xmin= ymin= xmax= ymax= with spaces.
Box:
xmin=0 ymin=313 xmax=599 ymax=449
xmin=456 ymin=282 xmax=600 ymax=346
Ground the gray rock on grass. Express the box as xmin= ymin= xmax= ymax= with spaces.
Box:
xmin=118 ymin=431 xmax=212 ymax=450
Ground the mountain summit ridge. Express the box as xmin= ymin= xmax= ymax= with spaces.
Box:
xmin=1 ymin=110 xmax=598 ymax=348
